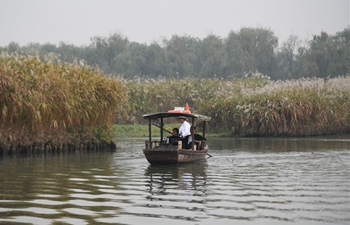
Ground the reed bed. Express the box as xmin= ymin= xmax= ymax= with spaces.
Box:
xmin=0 ymin=53 xmax=127 ymax=154
xmin=225 ymin=76 xmax=350 ymax=136
xmin=1 ymin=51 xmax=348 ymax=146
xmin=122 ymin=75 xmax=266 ymax=122
xmin=123 ymin=73 xmax=350 ymax=136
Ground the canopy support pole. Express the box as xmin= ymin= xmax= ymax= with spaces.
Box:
xmin=148 ymin=118 xmax=152 ymax=147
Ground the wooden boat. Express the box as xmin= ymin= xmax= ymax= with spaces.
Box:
xmin=142 ymin=112 xmax=212 ymax=165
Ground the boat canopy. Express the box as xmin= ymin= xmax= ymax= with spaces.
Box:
xmin=143 ymin=111 xmax=211 ymax=152
xmin=143 ymin=112 xmax=212 ymax=122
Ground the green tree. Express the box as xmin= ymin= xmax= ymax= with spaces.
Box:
xmin=197 ymin=34 xmax=226 ymax=78
xmin=88 ymin=33 xmax=129 ymax=74
xmin=143 ymin=42 xmax=170 ymax=78
xmin=225 ymin=27 xmax=278 ymax=78
xmin=278 ymin=34 xmax=300 ymax=79
xmin=308 ymin=29 xmax=350 ymax=78
xmin=4 ymin=42 xmax=20 ymax=54
xmin=163 ymin=35 xmax=199 ymax=78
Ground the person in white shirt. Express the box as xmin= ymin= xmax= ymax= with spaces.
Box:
xmin=178 ymin=116 xmax=191 ymax=138
xmin=178 ymin=116 xmax=191 ymax=148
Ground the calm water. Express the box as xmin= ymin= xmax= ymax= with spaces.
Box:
xmin=0 ymin=136 xmax=349 ymax=225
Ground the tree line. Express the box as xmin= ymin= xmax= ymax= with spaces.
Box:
xmin=1 ymin=27 xmax=349 ymax=80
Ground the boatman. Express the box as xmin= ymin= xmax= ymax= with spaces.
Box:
xmin=178 ymin=116 xmax=191 ymax=148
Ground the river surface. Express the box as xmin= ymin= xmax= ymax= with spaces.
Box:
xmin=0 ymin=136 xmax=349 ymax=225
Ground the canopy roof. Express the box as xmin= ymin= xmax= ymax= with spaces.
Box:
xmin=143 ymin=112 xmax=212 ymax=122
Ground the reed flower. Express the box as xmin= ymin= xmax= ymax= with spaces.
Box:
xmin=0 ymin=53 xmax=127 ymax=151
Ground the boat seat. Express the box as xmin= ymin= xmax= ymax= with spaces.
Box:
xmin=154 ymin=145 xmax=177 ymax=149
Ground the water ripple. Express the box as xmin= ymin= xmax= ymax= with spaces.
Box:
xmin=0 ymin=137 xmax=349 ymax=224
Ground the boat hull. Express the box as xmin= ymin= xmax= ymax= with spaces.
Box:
xmin=142 ymin=148 xmax=208 ymax=165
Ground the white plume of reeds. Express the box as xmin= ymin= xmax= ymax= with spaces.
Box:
xmin=239 ymin=73 xmax=350 ymax=97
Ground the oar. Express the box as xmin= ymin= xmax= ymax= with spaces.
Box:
xmin=207 ymin=153 xmax=213 ymax=158
xmin=152 ymin=123 xmax=172 ymax=134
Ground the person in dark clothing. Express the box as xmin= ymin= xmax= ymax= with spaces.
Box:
xmin=188 ymin=126 xmax=206 ymax=150
xmin=168 ymin=128 xmax=179 ymax=145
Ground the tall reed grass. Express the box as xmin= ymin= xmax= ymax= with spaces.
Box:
xmin=122 ymin=73 xmax=350 ymax=136
xmin=0 ymin=53 xmax=127 ymax=153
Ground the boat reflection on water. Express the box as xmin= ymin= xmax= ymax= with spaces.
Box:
xmin=144 ymin=162 xmax=208 ymax=210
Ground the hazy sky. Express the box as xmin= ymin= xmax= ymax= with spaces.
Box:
xmin=0 ymin=0 xmax=349 ymax=47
